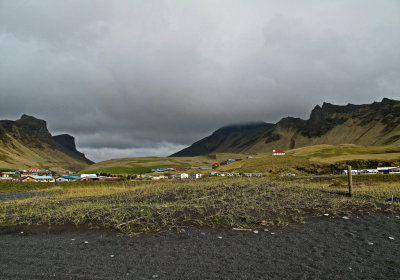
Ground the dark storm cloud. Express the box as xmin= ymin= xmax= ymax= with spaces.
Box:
xmin=1 ymin=0 xmax=399 ymax=161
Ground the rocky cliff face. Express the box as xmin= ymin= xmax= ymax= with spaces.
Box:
xmin=0 ymin=115 xmax=92 ymax=171
xmin=172 ymin=98 xmax=400 ymax=156
xmin=53 ymin=133 xmax=88 ymax=159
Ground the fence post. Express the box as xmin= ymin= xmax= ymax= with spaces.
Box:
xmin=347 ymin=165 xmax=353 ymax=196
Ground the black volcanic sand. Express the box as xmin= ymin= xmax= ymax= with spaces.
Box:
xmin=1 ymin=215 xmax=399 ymax=280
xmin=0 ymin=191 xmax=61 ymax=202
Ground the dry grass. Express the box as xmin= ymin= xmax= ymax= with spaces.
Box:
xmin=217 ymin=155 xmax=321 ymax=175
xmin=287 ymin=144 xmax=400 ymax=164
xmin=1 ymin=175 xmax=399 ymax=235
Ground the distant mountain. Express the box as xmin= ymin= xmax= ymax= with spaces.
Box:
xmin=0 ymin=115 xmax=93 ymax=172
xmin=171 ymin=122 xmax=274 ymax=157
xmin=171 ymin=98 xmax=400 ymax=156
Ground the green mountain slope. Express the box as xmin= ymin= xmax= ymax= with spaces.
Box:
xmin=172 ymin=98 xmax=400 ymax=156
xmin=0 ymin=115 xmax=92 ymax=172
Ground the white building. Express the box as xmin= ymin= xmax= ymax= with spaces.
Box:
xmin=172 ymin=173 xmax=189 ymax=179
xmin=189 ymin=173 xmax=202 ymax=179
xmin=80 ymin=174 xmax=99 ymax=181
xmin=226 ymin=173 xmax=242 ymax=177
xmin=243 ymin=173 xmax=263 ymax=177
xmin=150 ymin=175 xmax=168 ymax=180
xmin=31 ymin=175 xmax=55 ymax=182
xmin=55 ymin=177 xmax=69 ymax=182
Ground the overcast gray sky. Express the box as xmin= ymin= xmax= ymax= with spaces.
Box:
xmin=1 ymin=0 xmax=399 ymax=162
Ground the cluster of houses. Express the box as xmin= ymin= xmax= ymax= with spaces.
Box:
xmin=0 ymin=167 xmax=119 ymax=183
xmin=137 ymin=173 xmax=203 ymax=180
xmin=210 ymin=172 xmax=263 ymax=177
xmin=151 ymin=166 xmax=214 ymax=173
xmin=343 ymin=166 xmax=400 ymax=175
xmin=137 ymin=171 xmax=263 ymax=180
xmin=149 ymin=160 xmax=243 ymax=173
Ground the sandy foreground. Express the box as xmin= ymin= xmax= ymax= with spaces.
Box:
xmin=0 ymin=214 xmax=399 ymax=280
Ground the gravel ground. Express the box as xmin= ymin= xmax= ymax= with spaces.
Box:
xmin=0 ymin=192 xmax=60 ymax=202
xmin=0 ymin=214 xmax=399 ymax=280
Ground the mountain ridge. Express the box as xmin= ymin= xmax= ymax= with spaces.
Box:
xmin=171 ymin=98 xmax=400 ymax=156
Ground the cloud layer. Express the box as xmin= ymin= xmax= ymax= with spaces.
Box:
xmin=1 ymin=0 xmax=399 ymax=161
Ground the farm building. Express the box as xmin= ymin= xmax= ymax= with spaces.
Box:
xmin=22 ymin=175 xmax=55 ymax=182
xmin=272 ymin=148 xmax=285 ymax=156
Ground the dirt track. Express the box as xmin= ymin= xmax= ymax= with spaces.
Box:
xmin=1 ymin=214 xmax=399 ymax=280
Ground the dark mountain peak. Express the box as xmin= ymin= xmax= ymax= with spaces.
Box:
xmin=309 ymin=104 xmax=325 ymax=122
xmin=382 ymin=97 xmax=393 ymax=103
xmin=16 ymin=114 xmax=47 ymax=130
xmin=19 ymin=114 xmax=43 ymax=122
xmin=215 ymin=122 xmax=270 ymax=135
xmin=379 ymin=98 xmax=398 ymax=108
xmin=53 ymin=134 xmax=93 ymax=164
xmin=321 ymin=102 xmax=340 ymax=111
xmin=277 ymin=117 xmax=306 ymax=129
xmin=20 ymin=114 xmax=33 ymax=119
xmin=53 ymin=134 xmax=77 ymax=151
xmin=171 ymin=121 xmax=274 ymax=157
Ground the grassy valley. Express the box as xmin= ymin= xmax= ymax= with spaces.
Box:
xmin=81 ymin=144 xmax=400 ymax=176
xmin=81 ymin=153 xmax=250 ymax=175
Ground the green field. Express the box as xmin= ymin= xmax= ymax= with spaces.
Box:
xmin=79 ymin=145 xmax=400 ymax=176
xmin=81 ymin=154 xmax=250 ymax=175
xmin=81 ymin=157 xmax=191 ymax=175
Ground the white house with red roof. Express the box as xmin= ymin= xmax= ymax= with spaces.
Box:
xmin=272 ymin=148 xmax=285 ymax=156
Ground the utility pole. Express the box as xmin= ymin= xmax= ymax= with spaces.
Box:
xmin=347 ymin=165 xmax=353 ymax=196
